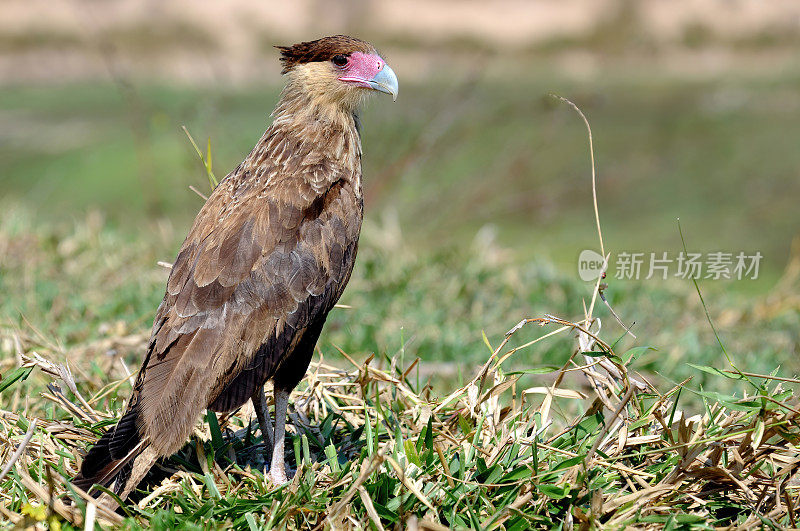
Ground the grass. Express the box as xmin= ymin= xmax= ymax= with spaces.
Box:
xmin=1 ymin=71 xmax=799 ymax=527
xmin=1 ymin=259 xmax=800 ymax=528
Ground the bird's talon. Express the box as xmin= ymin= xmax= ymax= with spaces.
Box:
xmin=270 ymin=471 xmax=289 ymax=485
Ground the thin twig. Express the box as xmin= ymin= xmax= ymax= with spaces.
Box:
xmin=0 ymin=418 xmax=37 ymax=482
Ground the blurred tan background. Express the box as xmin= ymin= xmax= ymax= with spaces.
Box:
xmin=2 ymin=0 xmax=800 ymax=83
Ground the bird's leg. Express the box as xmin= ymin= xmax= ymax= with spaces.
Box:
xmin=251 ymin=386 xmax=273 ymax=455
xmin=270 ymin=387 xmax=290 ymax=484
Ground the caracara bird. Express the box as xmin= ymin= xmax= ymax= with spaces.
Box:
xmin=73 ymin=35 xmax=398 ymax=503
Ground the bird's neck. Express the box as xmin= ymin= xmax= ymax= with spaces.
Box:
xmin=273 ymin=84 xmax=361 ymax=134
xmin=242 ymin=87 xmax=363 ymax=179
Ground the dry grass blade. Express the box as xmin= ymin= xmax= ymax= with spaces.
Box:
xmin=0 ymin=418 xmax=37 ymax=482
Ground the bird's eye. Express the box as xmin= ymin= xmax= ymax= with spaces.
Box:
xmin=332 ymin=55 xmax=348 ymax=67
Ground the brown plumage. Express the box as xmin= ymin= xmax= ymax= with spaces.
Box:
xmin=73 ymin=35 xmax=398 ymax=503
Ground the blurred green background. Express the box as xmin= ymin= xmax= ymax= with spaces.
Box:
xmin=1 ymin=0 xmax=799 ymax=393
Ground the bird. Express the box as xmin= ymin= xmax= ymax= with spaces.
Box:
xmin=72 ymin=35 xmax=398 ymax=504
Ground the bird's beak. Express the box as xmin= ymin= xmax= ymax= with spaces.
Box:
xmin=367 ymin=64 xmax=398 ymax=102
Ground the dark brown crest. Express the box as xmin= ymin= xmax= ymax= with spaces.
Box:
xmin=276 ymin=35 xmax=374 ymax=73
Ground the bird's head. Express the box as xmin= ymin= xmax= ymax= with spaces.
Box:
xmin=277 ymin=35 xmax=398 ymax=112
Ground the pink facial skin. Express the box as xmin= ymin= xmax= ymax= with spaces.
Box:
xmin=337 ymin=52 xmax=386 ymax=87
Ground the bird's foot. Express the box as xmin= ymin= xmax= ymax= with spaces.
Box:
xmin=269 ymin=469 xmax=289 ymax=485
xmin=267 ymin=461 xmax=295 ymax=485
xmin=269 ymin=464 xmax=291 ymax=485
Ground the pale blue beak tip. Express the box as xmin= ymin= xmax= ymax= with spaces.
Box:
xmin=368 ymin=64 xmax=399 ymax=102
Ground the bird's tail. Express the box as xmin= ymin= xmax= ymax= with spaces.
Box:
xmin=73 ymin=407 xmax=148 ymax=497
